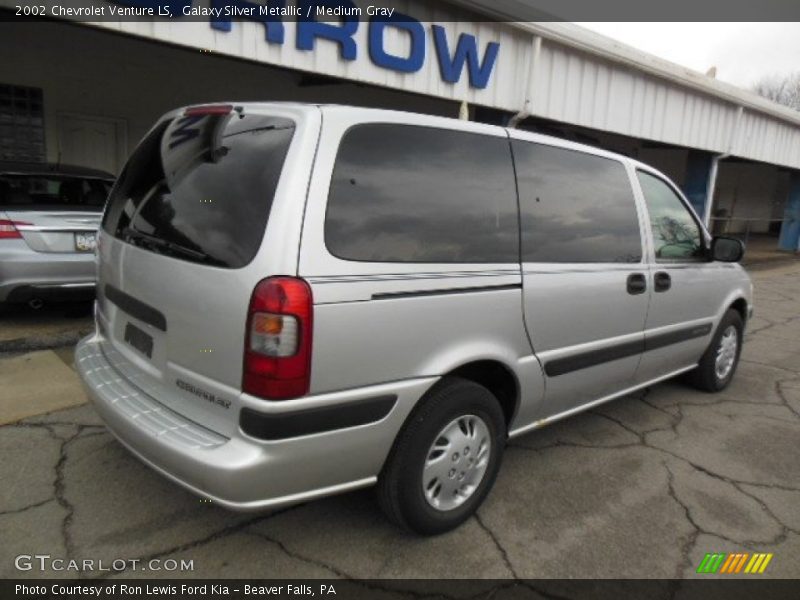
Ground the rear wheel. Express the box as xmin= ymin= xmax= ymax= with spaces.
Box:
xmin=687 ymin=309 xmax=744 ymax=392
xmin=377 ymin=377 xmax=506 ymax=535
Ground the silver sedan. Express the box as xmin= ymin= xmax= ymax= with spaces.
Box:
xmin=0 ymin=161 xmax=113 ymax=308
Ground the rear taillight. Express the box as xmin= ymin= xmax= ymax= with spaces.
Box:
xmin=243 ymin=277 xmax=313 ymax=400
xmin=0 ymin=219 xmax=29 ymax=240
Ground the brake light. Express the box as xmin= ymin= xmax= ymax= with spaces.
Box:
xmin=243 ymin=277 xmax=313 ymax=400
xmin=184 ymin=104 xmax=233 ymax=117
xmin=0 ymin=219 xmax=29 ymax=240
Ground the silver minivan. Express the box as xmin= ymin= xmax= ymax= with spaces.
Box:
xmin=76 ymin=103 xmax=752 ymax=534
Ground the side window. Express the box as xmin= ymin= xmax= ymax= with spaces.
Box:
xmin=325 ymin=124 xmax=519 ymax=263
xmin=637 ymin=171 xmax=704 ymax=261
xmin=513 ymin=141 xmax=643 ymax=263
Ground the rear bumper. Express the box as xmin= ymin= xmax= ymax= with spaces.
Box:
xmin=75 ymin=334 xmax=434 ymax=511
xmin=0 ymin=241 xmax=96 ymax=302
xmin=5 ymin=283 xmax=95 ymax=304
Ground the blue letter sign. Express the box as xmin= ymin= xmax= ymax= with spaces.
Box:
xmin=368 ymin=14 xmax=426 ymax=73
xmin=297 ymin=0 xmax=359 ymax=61
xmin=113 ymin=1 xmax=501 ymax=90
xmin=432 ymin=25 xmax=500 ymax=89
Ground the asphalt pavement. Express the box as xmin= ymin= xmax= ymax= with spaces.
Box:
xmin=1 ymin=263 xmax=798 ymax=580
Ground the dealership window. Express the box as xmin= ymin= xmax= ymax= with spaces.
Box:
xmin=0 ymin=84 xmax=45 ymax=162
xmin=513 ymin=141 xmax=643 ymax=263
xmin=325 ymin=124 xmax=519 ymax=263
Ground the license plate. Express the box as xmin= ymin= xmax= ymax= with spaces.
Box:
xmin=75 ymin=232 xmax=97 ymax=252
xmin=124 ymin=322 xmax=153 ymax=359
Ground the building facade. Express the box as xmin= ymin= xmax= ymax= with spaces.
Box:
xmin=1 ymin=0 xmax=799 ymax=249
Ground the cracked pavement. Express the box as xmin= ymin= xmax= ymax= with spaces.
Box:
xmin=1 ymin=263 xmax=798 ymax=581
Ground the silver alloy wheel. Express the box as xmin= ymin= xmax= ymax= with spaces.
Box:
xmin=422 ymin=414 xmax=491 ymax=511
xmin=715 ymin=325 xmax=739 ymax=380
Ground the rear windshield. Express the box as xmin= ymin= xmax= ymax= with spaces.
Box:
xmin=0 ymin=174 xmax=111 ymax=211
xmin=102 ymin=112 xmax=295 ymax=269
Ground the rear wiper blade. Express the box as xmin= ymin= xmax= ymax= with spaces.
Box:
xmin=122 ymin=227 xmax=164 ymax=246
xmin=121 ymin=227 xmax=223 ymax=266
xmin=167 ymin=243 xmax=224 ymax=265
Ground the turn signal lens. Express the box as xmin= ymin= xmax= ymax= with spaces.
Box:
xmin=252 ymin=313 xmax=285 ymax=336
xmin=250 ymin=313 xmax=298 ymax=357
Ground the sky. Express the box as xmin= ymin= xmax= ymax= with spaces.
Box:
xmin=576 ymin=23 xmax=800 ymax=90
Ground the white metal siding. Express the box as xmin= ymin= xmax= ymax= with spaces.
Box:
xmin=734 ymin=111 xmax=800 ymax=169
xmin=530 ymin=41 xmax=800 ymax=169
xmin=45 ymin=2 xmax=800 ymax=170
xmin=531 ymin=43 xmax=742 ymax=155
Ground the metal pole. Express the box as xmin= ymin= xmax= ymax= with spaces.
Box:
xmin=703 ymin=155 xmax=722 ymax=229
xmin=704 ymin=106 xmax=743 ymax=230
xmin=509 ymin=35 xmax=542 ymax=128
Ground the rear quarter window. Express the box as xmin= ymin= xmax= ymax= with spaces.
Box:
xmin=324 ymin=123 xmax=519 ymax=264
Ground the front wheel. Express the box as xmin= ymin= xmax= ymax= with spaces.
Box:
xmin=687 ymin=309 xmax=744 ymax=392
xmin=377 ymin=377 xmax=506 ymax=535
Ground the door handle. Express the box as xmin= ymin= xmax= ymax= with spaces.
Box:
xmin=627 ymin=273 xmax=647 ymax=295
xmin=654 ymin=271 xmax=672 ymax=293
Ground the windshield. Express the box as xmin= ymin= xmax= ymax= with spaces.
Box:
xmin=0 ymin=174 xmax=111 ymax=211
xmin=102 ymin=111 xmax=295 ymax=269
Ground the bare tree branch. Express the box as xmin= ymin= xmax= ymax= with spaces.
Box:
xmin=753 ymin=72 xmax=800 ymax=111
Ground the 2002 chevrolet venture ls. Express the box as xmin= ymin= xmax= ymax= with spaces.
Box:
xmin=77 ymin=103 xmax=752 ymax=534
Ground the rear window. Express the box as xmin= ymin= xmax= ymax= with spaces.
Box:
xmin=0 ymin=174 xmax=111 ymax=211
xmin=325 ymin=123 xmax=519 ymax=263
xmin=102 ymin=112 xmax=295 ymax=269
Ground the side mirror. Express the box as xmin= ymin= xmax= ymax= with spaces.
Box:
xmin=711 ymin=236 xmax=745 ymax=263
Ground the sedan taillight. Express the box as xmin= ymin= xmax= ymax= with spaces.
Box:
xmin=0 ymin=219 xmax=28 ymax=239
xmin=243 ymin=277 xmax=313 ymax=400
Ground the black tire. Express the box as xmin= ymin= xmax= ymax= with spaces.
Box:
xmin=377 ymin=377 xmax=506 ymax=535
xmin=686 ymin=309 xmax=744 ymax=392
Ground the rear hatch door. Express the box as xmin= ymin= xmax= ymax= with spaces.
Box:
xmin=97 ymin=105 xmax=309 ymax=436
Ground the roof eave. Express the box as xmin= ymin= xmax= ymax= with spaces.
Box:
xmin=445 ymin=2 xmax=800 ymax=128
